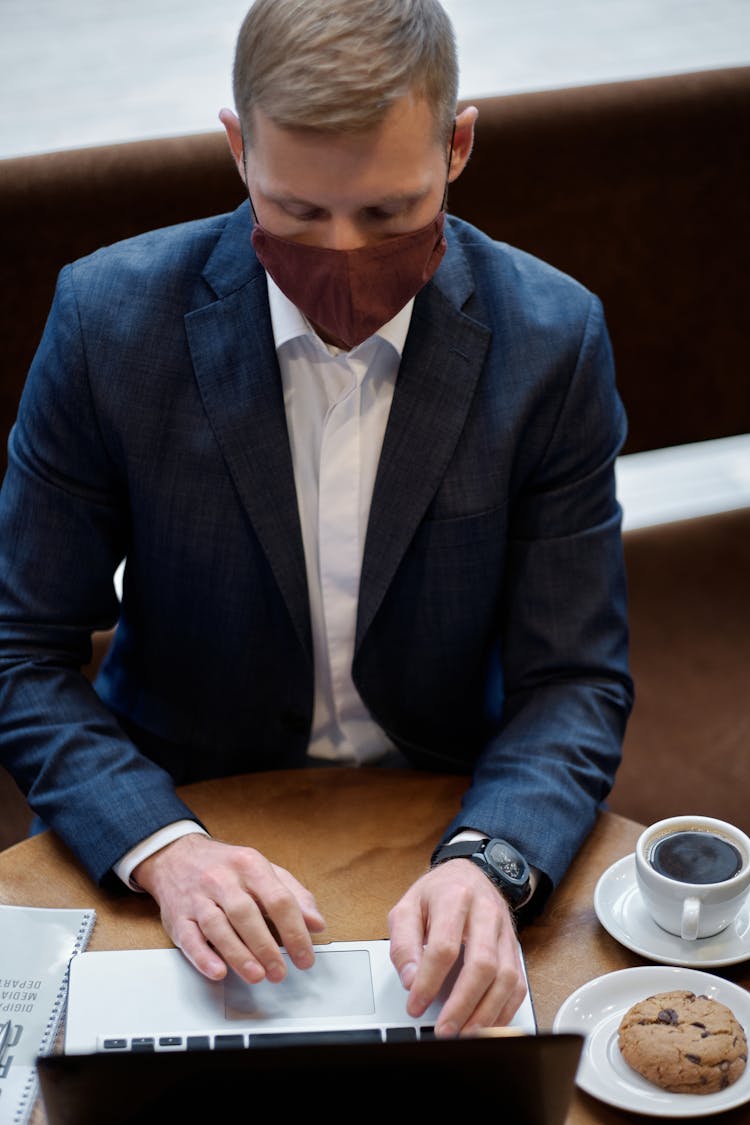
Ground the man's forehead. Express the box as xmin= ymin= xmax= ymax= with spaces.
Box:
xmin=245 ymin=92 xmax=445 ymax=150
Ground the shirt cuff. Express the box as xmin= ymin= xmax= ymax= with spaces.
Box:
xmin=113 ymin=820 xmax=210 ymax=891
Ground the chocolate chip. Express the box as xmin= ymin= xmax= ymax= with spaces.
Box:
xmin=701 ymin=1031 xmax=711 ymax=1038
xmin=685 ymin=1054 xmax=701 ymax=1064
xmin=691 ymin=1022 xmax=706 ymax=1029
xmin=658 ymin=1008 xmax=679 ymax=1024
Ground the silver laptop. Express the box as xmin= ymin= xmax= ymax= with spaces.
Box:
xmin=64 ymin=939 xmax=536 ymax=1053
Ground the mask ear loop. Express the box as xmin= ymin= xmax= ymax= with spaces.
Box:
xmin=240 ymin=129 xmax=261 ymax=224
xmin=441 ymin=120 xmax=457 ymax=211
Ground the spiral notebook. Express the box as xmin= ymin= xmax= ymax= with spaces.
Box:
xmin=0 ymin=904 xmax=96 ymax=1125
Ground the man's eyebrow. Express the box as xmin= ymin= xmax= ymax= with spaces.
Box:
xmin=267 ymin=189 xmax=429 ymax=210
xmin=363 ymin=190 xmax=429 ymax=209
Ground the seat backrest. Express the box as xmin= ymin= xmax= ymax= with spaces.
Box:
xmin=449 ymin=66 xmax=750 ymax=455
xmin=1 ymin=66 xmax=749 ymax=475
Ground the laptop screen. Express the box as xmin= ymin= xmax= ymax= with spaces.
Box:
xmin=38 ymin=1031 xmax=584 ymax=1125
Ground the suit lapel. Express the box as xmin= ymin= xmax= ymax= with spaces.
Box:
xmin=184 ymin=206 xmax=311 ymax=657
xmin=183 ymin=206 xmax=491 ymax=661
xmin=357 ymin=244 xmax=492 ymax=648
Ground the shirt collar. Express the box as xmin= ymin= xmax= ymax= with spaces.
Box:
xmin=265 ymin=273 xmax=413 ymax=359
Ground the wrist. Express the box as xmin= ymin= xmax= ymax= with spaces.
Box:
xmin=127 ymin=823 xmax=209 ymax=893
xmin=431 ymin=837 xmax=532 ymax=908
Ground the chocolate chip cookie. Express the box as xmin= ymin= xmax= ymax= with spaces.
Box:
xmin=618 ymin=990 xmax=747 ymax=1094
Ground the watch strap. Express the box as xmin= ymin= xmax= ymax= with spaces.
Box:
xmin=431 ymin=837 xmax=532 ymax=908
xmin=431 ymin=839 xmax=486 ymax=864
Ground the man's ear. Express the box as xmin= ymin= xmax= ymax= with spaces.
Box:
xmin=448 ymin=104 xmax=478 ymax=184
xmin=218 ymin=107 xmax=247 ymax=184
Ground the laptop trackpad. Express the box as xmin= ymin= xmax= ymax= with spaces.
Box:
xmin=224 ymin=950 xmax=375 ymax=1020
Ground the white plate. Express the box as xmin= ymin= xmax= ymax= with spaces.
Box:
xmin=595 ymin=854 xmax=750 ymax=968
xmin=553 ymin=966 xmax=750 ymax=1117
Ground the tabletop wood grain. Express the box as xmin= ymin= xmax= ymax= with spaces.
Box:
xmin=1 ymin=769 xmax=748 ymax=1124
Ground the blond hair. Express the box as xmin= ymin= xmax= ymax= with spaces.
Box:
xmin=233 ymin=0 xmax=458 ymax=142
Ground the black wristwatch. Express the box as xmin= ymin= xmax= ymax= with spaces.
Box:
xmin=431 ymin=837 xmax=531 ymax=907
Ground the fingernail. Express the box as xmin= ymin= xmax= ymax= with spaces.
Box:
xmin=241 ymin=961 xmax=265 ymax=983
xmin=400 ymin=962 xmax=417 ymax=989
xmin=266 ymin=961 xmax=286 ymax=983
xmin=407 ymin=994 xmax=427 ymax=1019
xmin=436 ymin=1021 xmax=459 ymax=1039
xmin=294 ymin=948 xmax=314 ymax=969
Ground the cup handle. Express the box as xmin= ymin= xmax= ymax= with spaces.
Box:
xmin=681 ymin=896 xmax=701 ymax=941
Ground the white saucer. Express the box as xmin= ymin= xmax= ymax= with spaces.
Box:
xmin=553 ymin=965 xmax=750 ymax=1117
xmin=594 ymin=854 xmax=750 ymax=968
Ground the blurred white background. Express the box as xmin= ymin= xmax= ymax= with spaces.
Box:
xmin=2 ymin=0 xmax=749 ymax=159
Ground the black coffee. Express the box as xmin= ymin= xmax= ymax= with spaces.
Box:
xmin=650 ymin=831 xmax=743 ymax=884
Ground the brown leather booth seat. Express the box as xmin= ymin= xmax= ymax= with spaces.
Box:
xmin=614 ymin=507 xmax=750 ymax=834
xmin=1 ymin=67 xmax=749 ymax=849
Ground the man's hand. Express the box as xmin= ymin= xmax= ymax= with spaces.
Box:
xmin=133 ymin=834 xmax=326 ymax=985
xmin=388 ymin=858 xmax=526 ymax=1038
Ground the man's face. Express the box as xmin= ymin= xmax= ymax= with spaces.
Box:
xmin=228 ymin=93 xmax=472 ymax=251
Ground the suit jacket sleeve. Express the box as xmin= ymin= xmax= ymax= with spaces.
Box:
xmin=0 ymin=264 xmax=202 ymax=882
xmin=438 ymin=290 xmax=633 ymax=893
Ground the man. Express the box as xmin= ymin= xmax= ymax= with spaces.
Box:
xmin=0 ymin=0 xmax=632 ymax=1037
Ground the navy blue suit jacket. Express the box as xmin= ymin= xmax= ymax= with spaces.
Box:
xmin=0 ymin=206 xmax=632 ymax=889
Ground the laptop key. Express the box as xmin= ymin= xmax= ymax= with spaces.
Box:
xmin=158 ymin=1036 xmax=184 ymax=1047
xmin=214 ymin=1034 xmax=246 ymax=1049
xmin=186 ymin=1035 xmax=211 ymax=1050
xmin=419 ymin=1027 xmax=437 ymax=1040
xmin=102 ymin=1039 xmax=127 ymax=1050
xmin=130 ymin=1038 xmax=155 ymax=1051
xmin=250 ymin=1029 xmax=383 ymax=1047
xmin=385 ymin=1027 xmax=417 ymax=1042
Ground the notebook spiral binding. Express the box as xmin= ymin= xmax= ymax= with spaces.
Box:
xmin=11 ymin=908 xmax=96 ymax=1125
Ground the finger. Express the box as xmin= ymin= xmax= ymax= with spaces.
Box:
xmin=194 ymin=891 xmax=287 ymax=983
xmin=249 ymin=878 xmax=317 ymax=972
xmin=170 ymin=916 xmax=253 ymax=984
xmin=435 ymin=916 xmax=522 ymax=1036
xmin=490 ymin=936 xmax=527 ymax=1027
xmin=272 ymin=866 xmax=327 ymax=934
xmin=405 ymin=898 xmax=468 ymax=1020
xmin=388 ymin=893 xmax=429 ymax=991
xmin=202 ymin=851 xmax=319 ymax=975
xmin=483 ymin=966 xmax=528 ymax=1030
xmin=438 ymin=951 xmax=525 ymax=1036
xmin=457 ymin=967 xmax=527 ymax=1034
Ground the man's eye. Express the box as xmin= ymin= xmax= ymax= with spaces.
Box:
xmin=366 ymin=208 xmax=400 ymax=222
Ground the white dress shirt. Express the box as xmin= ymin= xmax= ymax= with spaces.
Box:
xmin=269 ymin=275 xmax=411 ymax=763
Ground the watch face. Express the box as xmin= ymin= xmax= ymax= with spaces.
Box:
xmin=486 ymin=839 xmax=527 ymax=884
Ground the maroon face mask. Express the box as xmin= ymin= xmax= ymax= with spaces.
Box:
xmin=251 ymin=210 xmax=447 ymax=350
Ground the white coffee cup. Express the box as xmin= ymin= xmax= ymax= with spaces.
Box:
xmin=635 ymin=815 xmax=750 ymax=941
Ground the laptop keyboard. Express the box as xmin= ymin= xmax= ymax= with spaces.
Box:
xmin=98 ymin=1026 xmax=436 ymax=1051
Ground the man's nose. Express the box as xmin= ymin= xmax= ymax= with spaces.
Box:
xmin=323 ymin=218 xmax=367 ymax=251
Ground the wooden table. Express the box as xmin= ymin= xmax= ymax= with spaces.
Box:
xmin=1 ymin=768 xmax=748 ymax=1124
